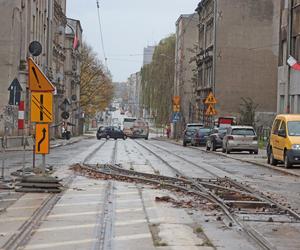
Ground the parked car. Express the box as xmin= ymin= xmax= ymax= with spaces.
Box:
xmin=97 ymin=126 xmax=127 ymax=140
xmin=206 ymin=127 xmax=227 ymax=151
xmin=268 ymin=114 xmax=300 ymax=168
xmin=131 ymin=119 xmax=149 ymax=139
xmin=183 ymin=127 xmax=197 ymax=147
xmin=222 ymin=126 xmax=258 ymax=154
xmin=191 ymin=128 xmax=212 ymax=146
xmin=186 ymin=123 xmax=204 ymax=129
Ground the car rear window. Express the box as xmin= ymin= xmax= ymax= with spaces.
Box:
xmin=185 ymin=129 xmax=196 ymax=135
xmin=199 ymin=128 xmax=211 ymax=135
xmin=231 ymin=128 xmax=255 ymax=136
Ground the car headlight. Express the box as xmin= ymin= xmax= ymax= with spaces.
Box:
xmin=292 ymin=144 xmax=300 ymax=150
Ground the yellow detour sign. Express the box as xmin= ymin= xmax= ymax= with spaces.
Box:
xmin=28 ymin=57 xmax=55 ymax=92
xmin=35 ymin=124 xmax=49 ymax=154
xmin=205 ymin=92 xmax=217 ymax=104
xmin=173 ymin=96 xmax=180 ymax=105
xmin=173 ymin=104 xmax=180 ymax=112
xmin=31 ymin=92 xmax=53 ymax=123
xmin=206 ymin=104 xmax=217 ymax=116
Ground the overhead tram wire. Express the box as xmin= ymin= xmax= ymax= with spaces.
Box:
xmin=96 ymin=0 xmax=108 ymax=69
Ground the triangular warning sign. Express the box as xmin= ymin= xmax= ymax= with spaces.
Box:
xmin=28 ymin=58 xmax=55 ymax=92
xmin=205 ymin=92 xmax=217 ymax=104
xmin=205 ymin=104 xmax=217 ymax=116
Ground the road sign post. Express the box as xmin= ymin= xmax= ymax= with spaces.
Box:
xmin=28 ymin=57 xmax=54 ymax=177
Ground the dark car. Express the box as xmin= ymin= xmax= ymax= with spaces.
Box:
xmin=206 ymin=127 xmax=227 ymax=151
xmin=191 ymin=127 xmax=211 ymax=146
xmin=183 ymin=128 xmax=197 ymax=146
xmin=97 ymin=126 xmax=127 ymax=140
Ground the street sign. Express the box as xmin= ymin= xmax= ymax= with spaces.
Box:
xmin=31 ymin=92 xmax=53 ymax=123
xmin=205 ymin=104 xmax=217 ymax=116
xmin=61 ymin=111 xmax=70 ymax=119
xmin=8 ymin=78 xmax=22 ymax=105
xmin=28 ymin=58 xmax=55 ymax=92
xmin=35 ymin=124 xmax=49 ymax=154
xmin=173 ymin=104 xmax=180 ymax=112
xmin=29 ymin=41 xmax=42 ymax=57
xmin=172 ymin=112 xmax=180 ymax=123
xmin=172 ymin=96 xmax=180 ymax=105
xmin=205 ymin=92 xmax=217 ymax=104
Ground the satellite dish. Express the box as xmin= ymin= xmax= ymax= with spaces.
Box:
xmin=29 ymin=41 xmax=42 ymax=56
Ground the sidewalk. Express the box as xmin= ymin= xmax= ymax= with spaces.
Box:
xmin=4 ymin=134 xmax=91 ymax=152
xmin=156 ymin=136 xmax=300 ymax=178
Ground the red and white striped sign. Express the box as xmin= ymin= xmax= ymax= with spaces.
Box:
xmin=287 ymin=55 xmax=300 ymax=71
xmin=18 ymin=101 xmax=24 ymax=129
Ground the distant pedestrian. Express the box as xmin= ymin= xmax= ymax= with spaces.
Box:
xmin=166 ymin=125 xmax=171 ymax=139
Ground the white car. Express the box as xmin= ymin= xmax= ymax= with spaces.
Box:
xmin=222 ymin=126 xmax=258 ymax=154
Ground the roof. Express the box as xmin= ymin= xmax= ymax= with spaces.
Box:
xmin=230 ymin=126 xmax=255 ymax=129
xmin=276 ymin=114 xmax=300 ymax=121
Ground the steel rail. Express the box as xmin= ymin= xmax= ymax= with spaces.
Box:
xmin=2 ymin=175 xmax=75 ymax=250
xmin=83 ymin=140 xmax=108 ymax=164
xmin=132 ymin=139 xmax=276 ymax=250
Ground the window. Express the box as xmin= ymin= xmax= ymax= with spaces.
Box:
xmin=279 ymin=121 xmax=286 ymax=132
xmin=288 ymin=121 xmax=300 ymax=136
xmin=205 ymin=20 xmax=214 ymax=46
xmin=291 ymin=95 xmax=295 ymax=113
xmin=231 ymin=129 xmax=255 ymax=136
xmin=272 ymin=119 xmax=282 ymax=135
xmin=280 ymin=95 xmax=285 ymax=114
xmin=297 ymin=95 xmax=300 ymax=113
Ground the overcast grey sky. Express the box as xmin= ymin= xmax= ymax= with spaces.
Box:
xmin=66 ymin=0 xmax=199 ymax=82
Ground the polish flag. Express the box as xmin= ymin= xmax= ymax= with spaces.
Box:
xmin=287 ymin=55 xmax=300 ymax=71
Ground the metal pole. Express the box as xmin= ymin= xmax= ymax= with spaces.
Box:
xmin=22 ymin=135 xmax=26 ymax=176
xmin=42 ymin=154 xmax=46 ymax=175
xmin=1 ymin=138 xmax=4 ymax=180
xmin=33 ymin=144 xmax=35 ymax=169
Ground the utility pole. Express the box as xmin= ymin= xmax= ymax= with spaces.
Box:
xmin=287 ymin=0 xmax=292 ymax=113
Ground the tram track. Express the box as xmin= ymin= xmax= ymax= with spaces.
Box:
xmin=62 ymin=137 xmax=300 ymax=250
xmin=2 ymin=173 xmax=75 ymax=250
xmin=1 ymin=140 xmax=111 ymax=250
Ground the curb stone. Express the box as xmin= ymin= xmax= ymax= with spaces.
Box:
xmin=154 ymin=137 xmax=300 ymax=178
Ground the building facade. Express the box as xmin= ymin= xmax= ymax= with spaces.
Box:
xmin=278 ymin=0 xmax=300 ymax=114
xmin=0 ymin=0 xmax=82 ymax=137
xmin=195 ymin=0 xmax=280 ymax=125
xmin=65 ymin=18 xmax=83 ymax=136
xmin=174 ymin=14 xmax=198 ymax=126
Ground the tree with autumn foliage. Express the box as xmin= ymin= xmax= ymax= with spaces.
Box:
xmin=80 ymin=42 xmax=114 ymax=119
xmin=140 ymin=34 xmax=175 ymax=125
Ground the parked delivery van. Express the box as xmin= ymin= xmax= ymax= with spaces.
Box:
xmin=269 ymin=114 xmax=300 ymax=168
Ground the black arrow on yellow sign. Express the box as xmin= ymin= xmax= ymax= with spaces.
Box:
xmin=38 ymin=128 xmax=46 ymax=152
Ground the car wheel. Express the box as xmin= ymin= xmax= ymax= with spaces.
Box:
xmin=284 ymin=151 xmax=292 ymax=169
xmin=183 ymin=141 xmax=187 ymax=147
xmin=226 ymin=144 xmax=231 ymax=154
xmin=270 ymin=149 xmax=278 ymax=166
xmin=212 ymin=141 xmax=216 ymax=151
xmin=249 ymin=151 xmax=253 ymax=154
xmin=222 ymin=147 xmax=226 ymax=153
xmin=114 ymin=138 xmax=117 ymax=140
xmin=254 ymin=150 xmax=258 ymax=155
